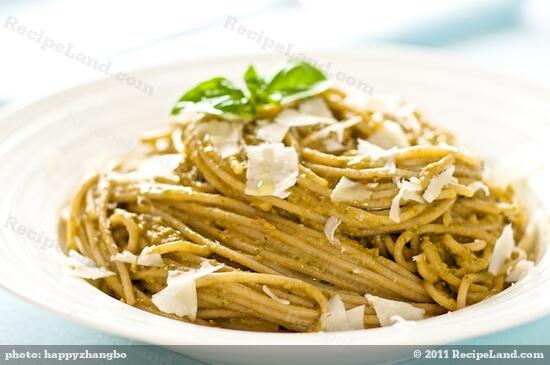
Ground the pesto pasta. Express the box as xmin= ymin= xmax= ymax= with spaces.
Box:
xmin=61 ymin=62 xmax=537 ymax=332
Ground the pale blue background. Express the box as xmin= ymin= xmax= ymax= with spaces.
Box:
xmin=1 ymin=0 xmax=550 ymax=363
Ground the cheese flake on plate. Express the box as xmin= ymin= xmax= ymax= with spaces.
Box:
xmin=423 ymin=165 xmax=456 ymax=203
xmin=467 ymin=181 xmax=490 ymax=196
xmin=505 ymin=259 xmax=535 ymax=282
xmin=365 ymin=294 xmax=425 ymax=326
xmin=197 ymin=121 xmax=242 ymax=158
xmin=321 ymin=294 xmax=365 ymax=331
xmin=324 ymin=216 xmax=342 ymax=244
xmin=65 ymin=250 xmax=115 ymax=280
xmin=256 ymin=122 xmax=290 ymax=143
xmin=274 ymin=108 xmax=334 ymax=127
xmin=298 ymin=97 xmax=334 ymax=119
xmin=488 ymin=225 xmax=515 ymax=275
xmin=262 ymin=285 xmax=290 ymax=305
xmin=389 ymin=177 xmax=423 ymax=223
xmin=331 ymin=177 xmax=374 ymax=202
xmin=306 ymin=116 xmax=362 ymax=143
xmin=152 ymin=261 xmax=224 ymax=320
xmin=368 ymin=121 xmax=410 ymax=149
xmin=245 ymin=143 xmax=299 ymax=199
xmin=111 ymin=246 xmax=163 ymax=267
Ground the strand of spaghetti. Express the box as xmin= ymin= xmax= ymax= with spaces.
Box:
xmin=96 ymin=178 xmax=136 ymax=305
xmin=66 ymin=172 xmax=99 ymax=251
xmin=347 ymin=199 xmax=455 ymax=235
xmin=304 ymin=162 xmax=416 ymax=180
xmin=108 ymin=209 xmax=140 ymax=253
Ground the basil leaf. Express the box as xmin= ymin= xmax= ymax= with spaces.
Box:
xmin=170 ymin=61 xmax=330 ymax=119
xmin=244 ymin=65 xmax=268 ymax=105
xmin=171 ymin=77 xmax=253 ymax=116
xmin=265 ymin=61 xmax=329 ymax=104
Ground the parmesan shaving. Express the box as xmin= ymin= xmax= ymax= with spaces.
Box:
xmin=262 ymin=285 xmax=290 ymax=305
xmin=256 ymin=122 xmax=289 ymax=143
xmin=323 ymin=138 xmax=347 ymax=153
xmin=324 ymin=216 xmax=341 ymax=244
xmin=298 ymin=97 xmax=334 ymax=119
xmin=321 ymin=294 xmax=365 ymax=331
xmin=274 ymin=108 xmax=334 ymax=127
xmin=365 ymin=294 xmax=425 ymax=326
xmin=65 ymin=250 xmax=115 ymax=280
xmin=390 ymin=177 xmax=423 ymax=223
xmin=197 ymin=121 xmax=242 ymax=158
xmin=135 ymin=154 xmax=183 ymax=181
xmin=423 ymin=165 xmax=456 ymax=203
xmin=137 ymin=246 xmax=163 ymax=266
xmin=488 ymin=225 xmax=515 ymax=275
xmin=110 ymin=251 xmax=136 ymax=264
xmin=331 ymin=177 xmax=373 ymax=202
xmin=347 ymin=94 xmax=403 ymax=115
xmin=467 ymin=181 xmax=490 ymax=196
xmin=111 ymin=246 xmax=163 ymax=267
xmin=368 ymin=121 xmax=410 ymax=149
xmin=305 ymin=116 xmax=362 ymax=143
xmin=245 ymin=143 xmax=299 ymax=199
xmin=355 ymin=139 xmax=387 ymax=160
xmin=152 ymin=261 xmax=224 ymax=320
xmin=395 ymin=104 xmax=421 ymax=134
xmin=505 ymin=259 xmax=535 ymax=282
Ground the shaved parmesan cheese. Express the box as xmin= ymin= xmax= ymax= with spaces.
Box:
xmin=136 ymin=154 xmax=183 ymax=180
xmin=390 ymin=315 xmax=420 ymax=329
xmin=152 ymin=261 xmax=224 ymax=320
xmin=298 ymin=97 xmax=334 ymax=119
xmin=345 ymin=305 xmax=366 ymax=330
xmin=423 ymin=166 xmax=456 ymax=203
xmin=368 ymin=121 xmax=410 ymax=149
xmin=305 ymin=116 xmax=362 ymax=143
xmin=65 ymin=250 xmax=114 ymax=280
xmin=395 ymin=104 xmax=421 ymax=134
xmin=110 ymin=251 xmax=137 ymax=264
xmin=488 ymin=225 xmax=515 ymax=275
xmin=323 ymin=138 xmax=347 ymax=153
xmin=324 ymin=216 xmax=342 ymax=244
xmin=245 ymin=143 xmax=299 ymax=199
xmin=321 ymin=294 xmax=365 ymax=331
xmin=365 ymin=294 xmax=425 ymax=326
xmin=111 ymin=246 xmax=163 ymax=267
xmin=467 ymin=181 xmax=489 ymax=196
xmin=505 ymin=259 xmax=535 ymax=282
xmin=262 ymin=285 xmax=290 ymax=305
xmin=390 ymin=177 xmax=423 ymax=223
xmin=275 ymin=108 xmax=334 ymax=127
xmin=197 ymin=121 xmax=242 ymax=158
xmin=137 ymin=246 xmax=163 ymax=266
xmin=331 ymin=177 xmax=373 ymax=202
xmin=355 ymin=139 xmax=387 ymax=160
xmin=256 ymin=122 xmax=289 ymax=143
xmin=347 ymin=94 xmax=403 ymax=115
xmin=351 ymin=140 xmax=398 ymax=175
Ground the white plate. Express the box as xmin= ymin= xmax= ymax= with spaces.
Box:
xmin=1 ymin=48 xmax=550 ymax=365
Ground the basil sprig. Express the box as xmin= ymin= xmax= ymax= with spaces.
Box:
xmin=171 ymin=61 xmax=329 ymax=118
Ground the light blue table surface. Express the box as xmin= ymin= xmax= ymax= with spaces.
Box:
xmin=1 ymin=0 xmax=550 ymax=363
